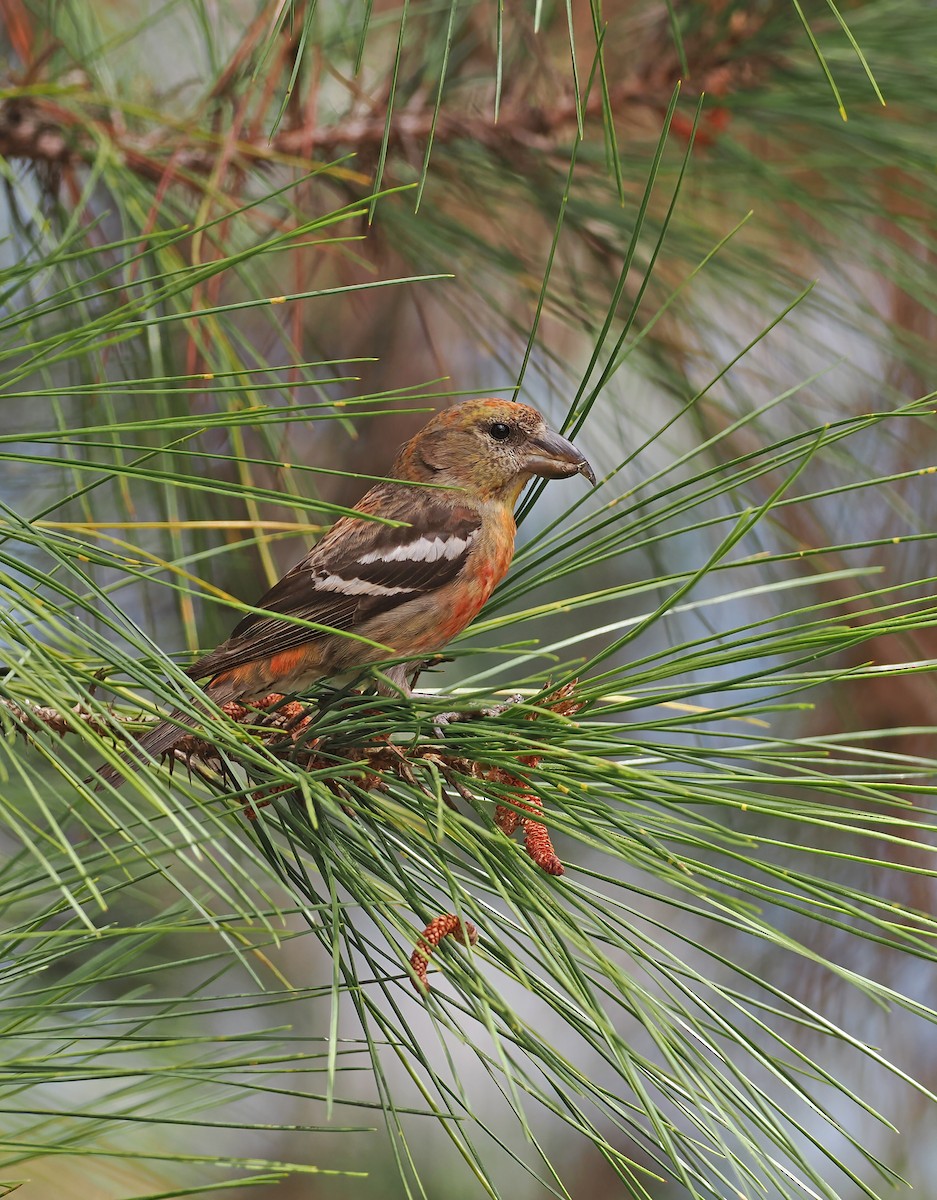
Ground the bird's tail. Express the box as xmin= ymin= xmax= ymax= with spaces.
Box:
xmin=95 ymin=707 xmax=202 ymax=790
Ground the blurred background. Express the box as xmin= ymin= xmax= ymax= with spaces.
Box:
xmin=2 ymin=1 xmax=937 ymax=1197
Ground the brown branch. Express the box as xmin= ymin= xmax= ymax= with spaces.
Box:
xmin=0 ymin=0 xmax=787 ymax=199
xmin=14 ymin=681 xmax=581 ymax=996
xmin=0 ymin=80 xmax=646 ymax=179
xmin=0 ymin=97 xmax=71 ymax=164
xmin=1 ymin=696 xmax=131 ymax=737
xmin=13 ymin=685 xmax=581 ymax=876
xmin=2 ymin=47 xmax=747 ymax=190
xmin=273 ymin=79 xmax=646 ymax=158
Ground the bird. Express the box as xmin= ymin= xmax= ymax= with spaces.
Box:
xmin=96 ymin=398 xmax=595 ymax=786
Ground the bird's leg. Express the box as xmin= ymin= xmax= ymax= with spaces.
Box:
xmin=405 ymin=655 xmax=452 ymax=691
xmin=388 ymin=657 xmax=524 ymax=732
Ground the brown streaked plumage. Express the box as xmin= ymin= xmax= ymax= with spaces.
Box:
xmin=97 ymin=399 xmax=594 ymax=787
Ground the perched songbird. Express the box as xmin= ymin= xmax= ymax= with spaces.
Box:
xmin=98 ymin=399 xmax=594 ymax=785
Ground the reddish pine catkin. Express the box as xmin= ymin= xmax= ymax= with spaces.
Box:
xmin=409 ymin=914 xmax=478 ymax=990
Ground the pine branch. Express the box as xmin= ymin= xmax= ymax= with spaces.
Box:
xmin=0 ymin=9 xmax=778 ymax=188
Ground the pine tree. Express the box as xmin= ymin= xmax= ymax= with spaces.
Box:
xmin=2 ymin=2 xmax=937 ymax=1197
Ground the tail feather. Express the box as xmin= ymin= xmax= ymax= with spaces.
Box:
xmin=94 ymin=674 xmax=248 ymax=789
xmin=95 ymin=707 xmax=202 ymax=789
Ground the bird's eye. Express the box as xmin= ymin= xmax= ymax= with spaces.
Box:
xmin=488 ymin=422 xmax=511 ymax=442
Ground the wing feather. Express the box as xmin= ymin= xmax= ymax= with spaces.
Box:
xmin=188 ymin=488 xmax=480 ymax=681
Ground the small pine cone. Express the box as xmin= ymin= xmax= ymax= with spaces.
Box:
xmin=523 ymin=817 xmax=564 ymax=876
xmin=409 ymin=913 xmax=478 ymax=991
xmin=494 ymin=789 xmax=565 ymax=876
xmin=494 ymin=804 xmax=521 ymax=836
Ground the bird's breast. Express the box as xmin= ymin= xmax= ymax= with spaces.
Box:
xmin=450 ymin=514 xmax=515 ymax=622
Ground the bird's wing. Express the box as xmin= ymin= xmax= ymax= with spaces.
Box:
xmin=188 ymin=487 xmax=481 ymax=680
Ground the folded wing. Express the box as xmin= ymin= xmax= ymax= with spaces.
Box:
xmin=188 ymin=489 xmax=481 ymax=681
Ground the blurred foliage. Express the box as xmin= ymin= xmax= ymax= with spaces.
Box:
xmin=2 ymin=1 xmax=937 ymax=1198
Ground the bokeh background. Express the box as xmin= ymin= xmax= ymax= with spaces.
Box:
xmin=2 ymin=1 xmax=937 ymax=1197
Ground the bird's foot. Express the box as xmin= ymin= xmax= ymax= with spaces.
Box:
xmin=432 ymin=693 xmax=525 ymax=735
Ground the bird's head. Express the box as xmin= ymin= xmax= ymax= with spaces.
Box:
xmin=394 ymin=399 xmax=596 ymax=503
